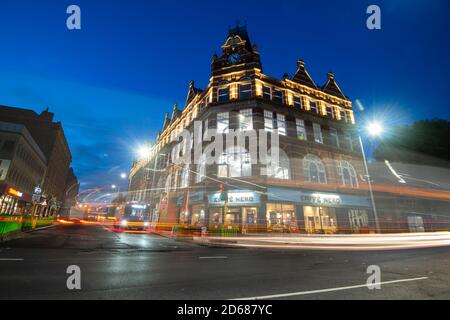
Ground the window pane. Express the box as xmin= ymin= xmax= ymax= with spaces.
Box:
xmin=313 ymin=123 xmax=323 ymax=144
xmin=310 ymin=101 xmax=318 ymax=114
xmin=263 ymin=86 xmax=271 ymax=100
xmin=218 ymin=87 xmax=230 ymax=102
xmin=264 ymin=110 xmax=274 ymax=132
xmin=273 ymin=90 xmax=284 ymax=104
xmin=277 ymin=114 xmax=286 ymax=136
xmin=239 ymin=84 xmax=252 ymax=99
xmin=294 ymin=96 xmax=302 ymax=109
xmin=330 ymin=128 xmax=340 ymax=147
xmin=296 ymin=119 xmax=307 ymax=140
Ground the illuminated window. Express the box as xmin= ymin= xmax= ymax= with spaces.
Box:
xmin=218 ymin=87 xmax=230 ymax=102
xmin=330 ymin=128 xmax=340 ymax=148
xmin=264 ymin=110 xmax=274 ymax=132
xmin=337 ymin=160 xmax=358 ymax=188
xmin=313 ymin=123 xmax=323 ymax=144
xmin=239 ymin=84 xmax=252 ymax=99
xmin=303 ymin=154 xmax=327 ymax=184
xmin=217 ymin=112 xmax=229 ymax=133
xmin=277 ymin=114 xmax=286 ymax=136
xmin=296 ymin=119 xmax=307 ymax=140
xmin=272 ymin=90 xmax=284 ymax=104
xmin=239 ymin=108 xmax=253 ymax=131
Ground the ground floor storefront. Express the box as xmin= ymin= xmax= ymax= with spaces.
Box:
xmin=165 ymin=187 xmax=374 ymax=234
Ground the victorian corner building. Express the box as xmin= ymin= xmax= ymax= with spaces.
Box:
xmin=128 ymin=26 xmax=376 ymax=234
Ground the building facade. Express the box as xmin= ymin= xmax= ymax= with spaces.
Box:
xmin=0 ymin=122 xmax=47 ymax=215
xmin=128 ymin=25 xmax=373 ymax=234
xmin=0 ymin=106 xmax=75 ymax=215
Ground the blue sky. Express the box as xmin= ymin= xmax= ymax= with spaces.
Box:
xmin=0 ymin=0 xmax=449 ymax=195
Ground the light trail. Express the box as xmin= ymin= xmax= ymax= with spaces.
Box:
xmin=198 ymin=232 xmax=450 ymax=251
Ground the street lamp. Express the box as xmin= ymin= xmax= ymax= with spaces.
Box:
xmin=120 ymin=173 xmax=127 ymax=179
xmin=367 ymin=121 xmax=384 ymax=137
xmin=358 ymin=122 xmax=384 ymax=234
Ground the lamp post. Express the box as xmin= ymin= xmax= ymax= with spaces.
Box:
xmin=358 ymin=121 xmax=383 ymax=234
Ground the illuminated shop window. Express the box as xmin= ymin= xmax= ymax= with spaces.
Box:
xmin=337 ymin=160 xmax=358 ymax=188
xmin=303 ymin=154 xmax=327 ymax=184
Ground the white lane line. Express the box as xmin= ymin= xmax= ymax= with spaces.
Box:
xmin=0 ymin=258 xmax=24 ymax=261
xmin=231 ymin=277 xmax=428 ymax=300
xmin=199 ymin=256 xmax=228 ymax=259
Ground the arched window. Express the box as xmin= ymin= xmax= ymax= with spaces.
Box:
xmin=338 ymin=160 xmax=358 ymax=188
xmin=263 ymin=148 xmax=290 ymax=180
xmin=180 ymin=164 xmax=190 ymax=188
xmin=303 ymin=154 xmax=327 ymax=184
xmin=218 ymin=147 xmax=251 ymax=178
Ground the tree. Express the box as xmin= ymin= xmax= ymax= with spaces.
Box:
xmin=374 ymin=119 xmax=450 ymax=167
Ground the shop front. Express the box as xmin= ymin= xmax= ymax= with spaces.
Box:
xmin=267 ymin=187 xmax=372 ymax=234
xmin=177 ymin=191 xmax=206 ymax=227
xmin=208 ymin=190 xmax=261 ymax=233
xmin=0 ymin=184 xmax=32 ymax=216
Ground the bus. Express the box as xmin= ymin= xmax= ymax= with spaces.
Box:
xmin=114 ymin=202 xmax=151 ymax=230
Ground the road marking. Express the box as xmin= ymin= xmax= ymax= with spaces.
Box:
xmin=231 ymin=277 xmax=429 ymax=300
xmin=0 ymin=258 xmax=24 ymax=261
xmin=199 ymin=256 xmax=228 ymax=259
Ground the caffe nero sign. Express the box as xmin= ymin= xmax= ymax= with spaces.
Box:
xmin=268 ymin=188 xmax=371 ymax=208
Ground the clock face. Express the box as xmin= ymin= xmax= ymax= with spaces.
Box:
xmin=228 ymin=53 xmax=241 ymax=65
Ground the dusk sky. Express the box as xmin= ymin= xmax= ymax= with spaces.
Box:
xmin=0 ymin=0 xmax=449 ymax=196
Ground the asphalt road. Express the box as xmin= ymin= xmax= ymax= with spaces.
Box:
xmin=1 ymin=224 xmax=450 ymax=300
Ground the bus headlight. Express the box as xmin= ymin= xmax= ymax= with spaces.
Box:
xmin=120 ymin=220 xmax=128 ymax=227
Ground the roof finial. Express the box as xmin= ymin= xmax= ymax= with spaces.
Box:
xmin=297 ymin=60 xmax=305 ymax=68
xmin=327 ymin=71 xmax=335 ymax=80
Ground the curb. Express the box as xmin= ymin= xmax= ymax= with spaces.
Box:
xmin=0 ymin=223 xmax=57 ymax=243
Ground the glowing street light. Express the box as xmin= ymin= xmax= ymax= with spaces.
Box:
xmin=137 ymin=144 xmax=152 ymax=160
xmin=367 ymin=121 xmax=383 ymax=137
xmin=120 ymin=173 xmax=127 ymax=179
xmin=111 ymin=185 xmax=117 ymax=189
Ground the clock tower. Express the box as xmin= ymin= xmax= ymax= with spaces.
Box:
xmin=211 ymin=23 xmax=262 ymax=77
